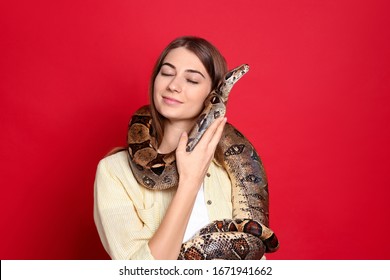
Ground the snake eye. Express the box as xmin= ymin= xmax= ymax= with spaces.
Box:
xmin=225 ymin=71 xmax=233 ymax=80
xmin=211 ymin=96 xmax=221 ymax=104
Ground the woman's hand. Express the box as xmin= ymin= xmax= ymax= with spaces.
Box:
xmin=175 ymin=116 xmax=227 ymax=192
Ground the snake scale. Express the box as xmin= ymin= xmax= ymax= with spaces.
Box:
xmin=127 ymin=64 xmax=279 ymax=259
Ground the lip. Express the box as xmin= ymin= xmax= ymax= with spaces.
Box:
xmin=162 ymin=96 xmax=183 ymax=105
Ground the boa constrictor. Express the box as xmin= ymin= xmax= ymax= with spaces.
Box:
xmin=127 ymin=64 xmax=279 ymax=259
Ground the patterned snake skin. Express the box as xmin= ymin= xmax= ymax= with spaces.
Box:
xmin=127 ymin=64 xmax=279 ymax=259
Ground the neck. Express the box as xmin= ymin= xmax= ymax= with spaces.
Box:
xmin=158 ymin=118 xmax=195 ymax=154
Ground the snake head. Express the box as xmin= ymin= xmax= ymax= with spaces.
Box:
xmin=218 ymin=64 xmax=250 ymax=100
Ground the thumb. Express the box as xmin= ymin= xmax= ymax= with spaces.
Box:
xmin=176 ymin=131 xmax=188 ymax=153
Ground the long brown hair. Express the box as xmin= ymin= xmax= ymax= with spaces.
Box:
xmin=149 ymin=36 xmax=228 ymax=146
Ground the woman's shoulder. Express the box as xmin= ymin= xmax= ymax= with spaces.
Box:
xmin=95 ymin=149 xmax=145 ymax=196
xmin=98 ymin=149 xmax=128 ymax=165
xmin=100 ymin=149 xmax=128 ymax=163
xmin=96 ymin=150 xmax=131 ymax=178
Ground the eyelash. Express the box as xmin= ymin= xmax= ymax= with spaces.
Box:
xmin=160 ymin=72 xmax=174 ymax=78
xmin=161 ymin=72 xmax=173 ymax=76
xmin=160 ymin=73 xmax=198 ymax=84
xmin=187 ymin=79 xmax=198 ymax=84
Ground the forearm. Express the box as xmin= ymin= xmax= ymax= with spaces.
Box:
xmin=149 ymin=118 xmax=227 ymax=259
xmin=148 ymin=178 xmax=200 ymax=260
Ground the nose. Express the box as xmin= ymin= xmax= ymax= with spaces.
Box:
xmin=167 ymin=76 xmax=182 ymax=93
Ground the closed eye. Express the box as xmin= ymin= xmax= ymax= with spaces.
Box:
xmin=161 ymin=72 xmax=174 ymax=76
xmin=187 ymin=79 xmax=198 ymax=84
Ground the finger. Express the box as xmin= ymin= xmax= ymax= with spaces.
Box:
xmin=176 ymin=131 xmax=188 ymax=154
xmin=209 ymin=117 xmax=227 ymax=148
xmin=198 ymin=116 xmax=225 ymax=145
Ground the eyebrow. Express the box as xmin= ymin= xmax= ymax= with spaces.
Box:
xmin=161 ymin=62 xmax=206 ymax=79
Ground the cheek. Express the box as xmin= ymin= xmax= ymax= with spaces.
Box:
xmin=153 ymin=78 xmax=161 ymax=94
xmin=198 ymin=92 xmax=209 ymax=105
xmin=188 ymin=89 xmax=210 ymax=112
xmin=153 ymin=78 xmax=164 ymax=101
xmin=194 ymin=86 xmax=211 ymax=103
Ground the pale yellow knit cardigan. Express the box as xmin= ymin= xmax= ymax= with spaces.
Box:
xmin=94 ymin=151 xmax=233 ymax=260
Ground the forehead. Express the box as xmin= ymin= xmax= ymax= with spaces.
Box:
xmin=163 ymin=47 xmax=207 ymax=73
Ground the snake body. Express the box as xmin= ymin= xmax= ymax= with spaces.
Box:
xmin=128 ymin=64 xmax=279 ymax=259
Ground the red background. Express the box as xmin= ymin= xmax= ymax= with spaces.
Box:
xmin=1 ymin=0 xmax=389 ymax=259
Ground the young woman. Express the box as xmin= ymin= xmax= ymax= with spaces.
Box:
xmin=94 ymin=36 xmax=266 ymax=260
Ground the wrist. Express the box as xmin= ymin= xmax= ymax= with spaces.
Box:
xmin=177 ymin=176 xmax=203 ymax=196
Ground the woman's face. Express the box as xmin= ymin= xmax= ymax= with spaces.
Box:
xmin=153 ymin=47 xmax=212 ymax=124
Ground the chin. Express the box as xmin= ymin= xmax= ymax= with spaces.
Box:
xmin=157 ymin=106 xmax=182 ymax=119
xmin=163 ymin=110 xmax=198 ymax=123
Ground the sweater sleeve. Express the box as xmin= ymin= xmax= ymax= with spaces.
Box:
xmin=93 ymin=156 xmax=155 ymax=260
